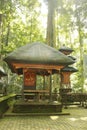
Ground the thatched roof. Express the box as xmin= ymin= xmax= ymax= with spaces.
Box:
xmin=59 ymin=46 xmax=74 ymax=52
xmin=59 ymin=45 xmax=74 ymax=55
xmin=68 ymin=56 xmax=76 ymax=60
xmin=61 ymin=66 xmax=78 ymax=73
xmin=4 ymin=42 xmax=75 ymax=73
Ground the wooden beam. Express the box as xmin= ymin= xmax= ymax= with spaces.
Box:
xmin=12 ymin=63 xmax=64 ymax=70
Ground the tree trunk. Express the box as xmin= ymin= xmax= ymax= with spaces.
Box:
xmin=46 ymin=0 xmax=58 ymax=95
xmin=76 ymin=10 xmax=84 ymax=92
xmin=46 ymin=0 xmax=56 ymax=47
xmin=5 ymin=23 xmax=10 ymax=46
xmin=0 ymin=13 xmax=3 ymax=60
xmin=78 ymin=24 xmax=84 ymax=92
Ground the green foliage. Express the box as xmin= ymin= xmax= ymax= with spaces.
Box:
xmin=0 ymin=0 xmax=44 ymax=52
xmin=0 ymin=94 xmax=16 ymax=116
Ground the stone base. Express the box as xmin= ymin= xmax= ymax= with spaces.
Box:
xmin=12 ymin=100 xmax=62 ymax=113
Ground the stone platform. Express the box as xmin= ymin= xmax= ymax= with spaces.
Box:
xmin=12 ymin=100 xmax=62 ymax=113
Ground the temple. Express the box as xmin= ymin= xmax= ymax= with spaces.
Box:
xmin=4 ymin=42 xmax=76 ymax=113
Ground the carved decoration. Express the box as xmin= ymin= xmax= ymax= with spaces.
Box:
xmin=24 ymin=69 xmax=36 ymax=87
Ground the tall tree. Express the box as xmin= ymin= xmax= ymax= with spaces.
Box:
xmin=74 ymin=0 xmax=87 ymax=92
xmin=46 ymin=0 xmax=57 ymax=47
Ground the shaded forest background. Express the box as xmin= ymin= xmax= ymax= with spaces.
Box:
xmin=0 ymin=0 xmax=87 ymax=94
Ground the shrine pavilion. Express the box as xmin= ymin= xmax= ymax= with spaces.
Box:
xmin=59 ymin=45 xmax=78 ymax=98
xmin=4 ymin=42 xmax=75 ymax=113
